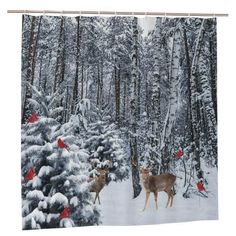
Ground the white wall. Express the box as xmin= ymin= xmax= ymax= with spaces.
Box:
xmin=0 ymin=0 xmax=235 ymax=235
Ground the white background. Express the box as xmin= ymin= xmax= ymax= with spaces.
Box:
xmin=0 ymin=0 xmax=235 ymax=235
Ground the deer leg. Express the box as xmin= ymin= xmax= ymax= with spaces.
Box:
xmin=94 ymin=193 xmax=98 ymax=204
xmin=169 ymin=190 xmax=174 ymax=207
xmin=142 ymin=191 xmax=150 ymax=211
xmin=165 ymin=191 xmax=170 ymax=208
xmin=166 ymin=189 xmax=174 ymax=208
xmin=98 ymin=193 xmax=101 ymax=205
xmin=154 ymin=191 xmax=158 ymax=210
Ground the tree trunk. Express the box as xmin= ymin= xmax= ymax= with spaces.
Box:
xmin=85 ymin=67 xmax=88 ymax=98
xmin=130 ymin=138 xmax=142 ymax=198
xmin=100 ymin=60 xmax=104 ymax=107
xmin=137 ymin=67 xmax=141 ymax=120
xmin=161 ymin=27 xmax=181 ymax=150
xmin=81 ymin=63 xmax=84 ymax=99
xmin=209 ymin=25 xmax=217 ymax=121
xmin=64 ymin=86 xmax=70 ymax=123
xmin=53 ymin=17 xmax=65 ymax=93
xmin=122 ymin=73 xmax=127 ymax=125
xmin=43 ymin=50 xmax=52 ymax=93
xmin=32 ymin=16 xmax=43 ymax=85
xmin=189 ymin=19 xmax=206 ymax=179
xmin=38 ymin=54 xmax=43 ymax=90
xmin=96 ymin=63 xmax=100 ymax=107
xmin=72 ymin=16 xmax=81 ymax=114
xmin=183 ymin=27 xmax=195 ymax=146
xmin=197 ymin=26 xmax=217 ymax=166
xmin=115 ymin=63 xmax=121 ymax=125
xmin=130 ymin=17 xmax=141 ymax=198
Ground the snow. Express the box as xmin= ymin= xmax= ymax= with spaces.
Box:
xmin=23 ymin=145 xmax=42 ymax=156
xmin=26 ymin=190 xmax=44 ymax=201
xmin=43 ymin=143 xmax=53 ymax=152
xmin=93 ymin=151 xmax=99 ymax=157
xmin=64 ymin=180 xmax=70 ymax=187
xmin=38 ymin=166 xmax=54 ymax=177
xmin=82 ymin=205 xmax=94 ymax=219
xmin=38 ymin=200 xmax=47 ymax=210
xmin=77 ymin=149 xmax=90 ymax=160
xmin=46 ymin=213 xmax=60 ymax=223
xmin=22 ymin=208 xmax=46 ymax=229
xmin=31 ymin=218 xmax=37 ymax=229
xmin=108 ymin=173 xmax=116 ymax=181
xmin=97 ymin=146 xmax=104 ymax=152
xmin=70 ymin=196 xmax=79 ymax=207
xmin=27 ymin=176 xmax=42 ymax=188
xmin=50 ymin=193 xmax=68 ymax=207
xmin=47 ymin=153 xmax=58 ymax=161
xmin=59 ymin=218 xmax=75 ymax=227
xmin=99 ymin=171 xmax=218 ymax=225
xmin=77 ymin=181 xmax=91 ymax=193
xmin=78 ymin=98 xmax=90 ymax=116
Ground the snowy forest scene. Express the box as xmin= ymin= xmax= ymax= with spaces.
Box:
xmin=21 ymin=15 xmax=218 ymax=229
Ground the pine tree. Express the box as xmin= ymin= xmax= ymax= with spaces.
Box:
xmin=83 ymin=120 xmax=129 ymax=183
xmin=21 ymin=92 xmax=100 ymax=229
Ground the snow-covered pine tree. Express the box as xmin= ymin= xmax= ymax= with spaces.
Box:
xmin=83 ymin=120 xmax=129 ymax=183
xmin=22 ymin=114 xmax=58 ymax=229
xmin=22 ymin=90 xmax=100 ymax=229
xmin=46 ymin=116 xmax=100 ymax=228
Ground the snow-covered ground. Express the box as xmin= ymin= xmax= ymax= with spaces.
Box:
xmin=97 ymin=170 xmax=218 ymax=225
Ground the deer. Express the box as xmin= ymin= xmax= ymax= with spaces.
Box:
xmin=88 ymin=168 xmax=109 ymax=204
xmin=139 ymin=167 xmax=176 ymax=211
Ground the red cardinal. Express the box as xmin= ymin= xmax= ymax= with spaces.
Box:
xmin=175 ymin=149 xmax=183 ymax=160
xmin=57 ymin=138 xmax=70 ymax=151
xmin=60 ymin=207 xmax=69 ymax=219
xmin=197 ymin=181 xmax=205 ymax=192
xmin=24 ymin=167 xmax=35 ymax=181
xmin=28 ymin=113 xmax=38 ymax=124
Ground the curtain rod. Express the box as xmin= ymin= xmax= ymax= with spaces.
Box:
xmin=7 ymin=10 xmax=229 ymax=17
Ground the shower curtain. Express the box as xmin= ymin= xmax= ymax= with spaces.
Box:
xmin=21 ymin=15 xmax=218 ymax=229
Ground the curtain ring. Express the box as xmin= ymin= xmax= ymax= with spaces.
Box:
xmin=60 ymin=10 xmax=64 ymax=17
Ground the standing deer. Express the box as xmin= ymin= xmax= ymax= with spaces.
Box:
xmin=140 ymin=167 xmax=176 ymax=211
xmin=88 ymin=168 xmax=109 ymax=204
